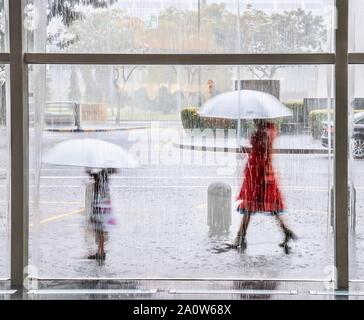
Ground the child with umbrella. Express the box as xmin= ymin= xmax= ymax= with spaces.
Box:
xmin=42 ymin=139 xmax=139 ymax=262
xmin=231 ymin=119 xmax=296 ymax=254
xmin=87 ymin=168 xmax=117 ymax=261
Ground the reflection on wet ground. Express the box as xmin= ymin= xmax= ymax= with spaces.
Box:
xmin=2 ymin=280 xmax=364 ymax=300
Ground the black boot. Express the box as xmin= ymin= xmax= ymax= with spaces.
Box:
xmin=229 ymin=233 xmax=247 ymax=253
xmin=279 ymin=229 xmax=297 ymax=254
xmin=239 ymin=235 xmax=247 ymax=253
xmin=231 ymin=233 xmax=241 ymax=248
xmin=88 ymin=252 xmax=106 ymax=261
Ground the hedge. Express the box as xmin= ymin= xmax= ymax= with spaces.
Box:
xmin=180 ymin=107 xmax=236 ymax=131
xmin=180 ymin=107 xmax=201 ymax=129
xmin=309 ymin=109 xmax=364 ymax=139
xmin=308 ymin=109 xmax=332 ymax=139
xmin=181 ymin=106 xmax=291 ymax=134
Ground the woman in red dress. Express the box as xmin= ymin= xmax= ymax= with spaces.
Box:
xmin=232 ymin=119 xmax=296 ymax=254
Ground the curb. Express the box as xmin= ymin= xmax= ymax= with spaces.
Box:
xmin=44 ymin=126 xmax=148 ymax=133
xmin=174 ymin=143 xmax=329 ymax=155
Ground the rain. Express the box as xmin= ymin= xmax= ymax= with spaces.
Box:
xmin=1 ymin=0 xmax=364 ymax=300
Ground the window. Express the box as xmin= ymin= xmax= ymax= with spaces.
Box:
xmin=0 ymin=1 xmax=8 ymax=52
xmin=0 ymin=0 xmax=8 ymax=280
xmin=349 ymin=65 xmax=364 ymax=281
xmin=350 ymin=0 xmax=364 ymax=53
xmin=28 ymin=64 xmax=334 ymax=280
xmin=0 ymin=64 xmax=8 ymax=279
xmin=2 ymin=0 xmax=359 ymax=294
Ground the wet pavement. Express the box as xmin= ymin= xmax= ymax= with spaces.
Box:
xmin=1 ymin=122 xmax=364 ymax=286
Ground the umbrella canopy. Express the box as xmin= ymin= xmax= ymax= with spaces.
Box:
xmin=199 ymin=90 xmax=292 ymax=120
xmin=43 ymin=138 xmax=139 ymax=169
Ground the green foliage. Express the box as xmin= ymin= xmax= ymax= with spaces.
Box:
xmin=155 ymin=86 xmax=177 ymax=114
xmin=67 ymin=9 xmax=136 ymax=52
xmin=49 ymin=0 xmax=117 ymax=26
xmin=132 ymin=88 xmax=153 ymax=111
xmin=180 ymin=107 xmax=201 ymax=129
xmin=269 ymin=9 xmax=326 ymax=53
xmin=309 ymin=109 xmax=333 ymax=139
xmin=309 ymin=109 xmax=364 ymax=139
xmin=47 ymin=3 xmax=329 ymax=122
xmin=180 ymin=107 xmax=236 ymax=131
xmin=285 ymin=99 xmax=304 ymax=105
xmin=240 ymin=8 xmax=327 ymax=78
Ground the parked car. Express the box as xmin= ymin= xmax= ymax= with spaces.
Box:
xmin=321 ymin=112 xmax=364 ymax=158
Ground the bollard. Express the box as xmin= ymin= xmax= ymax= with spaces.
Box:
xmin=207 ymin=182 xmax=232 ymax=234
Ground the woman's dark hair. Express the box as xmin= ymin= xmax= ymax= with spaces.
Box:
xmin=254 ymin=119 xmax=274 ymax=129
xmin=90 ymin=169 xmax=109 ymax=197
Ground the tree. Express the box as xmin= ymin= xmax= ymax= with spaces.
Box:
xmin=145 ymin=5 xmax=327 ymax=81
xmin=138 ymin=4 xmax=326 ymax=105
xmin=48 ymin=0 xmax=117 ymax=26
xmin=0 ymin=0 xmax=5 ymax=51
xmin=240 ymin=8 xmax=327 ymax=79
xmin=66 ymin=9 xmax=146 ymax=122
xmin=22 ymin=1 xmax=117 ymax=48
xmin=155 ymin=86 xmax=175 ymax=114
xmin=0 ymin=0 xmax=117 ymax=124
xmin=45 ymin=70 xmax=53 ymax=102
xmin=26 ymin=2 xmax=329 ymax=120
xmin=68 ymin=68 xmax=82 ymax=102
xmin=132 ymin=87 xmax=153 ymax=112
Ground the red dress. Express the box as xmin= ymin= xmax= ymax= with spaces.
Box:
xmin=237 ymin=123 xmax=285 ymax=213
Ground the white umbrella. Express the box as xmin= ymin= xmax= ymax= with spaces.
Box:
xmin=43 ymin=138 xmax=139 ymax=169
xmin=199 ymin=90 xmax=292 ymax=120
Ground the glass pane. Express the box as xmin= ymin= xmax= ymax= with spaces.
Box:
xmin=0 ymin=0 xmax=8 ymax=52
xmin=349 ymin=65 xmax=364 ymax=280
xmin=27 ymin=0 xmax=335 ymax=53
xmin=350 ymin=0 xmax=364 ymax=52
xmin=0 ymin=65 xmax=9 ymax=279
xmin=29 ymin=64 xmax=334 ymax=280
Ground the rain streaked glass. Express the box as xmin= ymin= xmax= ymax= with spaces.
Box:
xmin=26 ymin=0 xmax=335 ymax=53
xmin=28 ymin=64 xmax=334 ymax=279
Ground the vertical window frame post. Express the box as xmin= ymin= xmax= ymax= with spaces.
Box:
xmin=335 ymin=0 xmax=349 ymax=290
xmin=9 ymin=0 xmax=29 ymax=289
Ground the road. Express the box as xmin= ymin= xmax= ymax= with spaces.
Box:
xmin=1 ymin=122 xmax=364 ymax=280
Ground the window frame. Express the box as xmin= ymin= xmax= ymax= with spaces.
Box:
xmin=1 ymin=0 xmax=353 ymax=292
